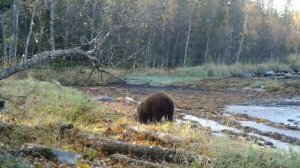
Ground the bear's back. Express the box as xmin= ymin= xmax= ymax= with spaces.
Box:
xmin=137 ymin=91 xmax=174 ymax=123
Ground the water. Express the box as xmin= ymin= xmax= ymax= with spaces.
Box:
xmin=225 ymin=105 xmax=300 ymax=128
xmin=239 ymin=121 xmax=300 ymax=139
xmin=180 ymin=114 xmax=300 ymax=151
xmin=51 ymin=149 xmax=81 ymax=165
xmin=182 ymin=114 xmax=241 ymax=133
xmin=247 ymin=133 xmax=300 ymax=151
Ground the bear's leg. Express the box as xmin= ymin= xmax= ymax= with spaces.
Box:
xmin=166 ymin=113 xmax=173 ymax=121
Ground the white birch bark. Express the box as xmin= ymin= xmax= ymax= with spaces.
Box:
xmin=23 ymin=0 xmax=39 ymax=62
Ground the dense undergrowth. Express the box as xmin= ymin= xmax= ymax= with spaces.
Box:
xmin=0 ymin=79 xmax=299 ymax=167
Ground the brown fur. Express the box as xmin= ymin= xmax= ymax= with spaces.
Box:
xmin=137 ymin=91 xmax=175 ymax=124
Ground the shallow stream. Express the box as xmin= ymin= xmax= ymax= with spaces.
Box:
xmin=180 ymin=98 xmax=300 ymax=151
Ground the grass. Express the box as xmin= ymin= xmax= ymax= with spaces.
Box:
xmin=0 ymin=78 xmax=104 ymax=124
xmin=0 ymin=154 xmax=32 ymax=168
xmin=0 ymin=78 xmax=110 ymax=148
xmin=110 ymin=119 xmax=300 ymax=168
xmin=6 ymin=61 xmax=292 ymax=87
xmin=0 ymin=78 xmax=300 ymax=167
xmin=286 ymin=54 xmax=300 ymax=72
xmin=124 ymin=63 xmax=292 ymax=86
xmin=209 ymin=138 xmax=300 ymax=168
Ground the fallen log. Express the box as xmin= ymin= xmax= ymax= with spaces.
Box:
xmin=0 ymin=47 xmax=98 ymax=80
xmin=109 ymin=153 xmax=168 ymax=168
xmin=128 ymin=126 xmax=186 ymax=144
xmin=89 ymin=136 xmax=207 ymax=164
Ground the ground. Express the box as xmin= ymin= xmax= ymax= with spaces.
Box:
xmin=1 ymin=77 xmax=300 ymax=167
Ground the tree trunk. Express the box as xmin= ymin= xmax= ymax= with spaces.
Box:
xmin=49 ymin=0 xmax=55 ymax=51
xmin=89 ymin=136 xmax=207 ymax=164
xmin=90 ymin=0 xmax=98 ymax=41
xmin=1 ymin=14 xmax=7 ymax=62
xmin=171 ymin=32 xmax=179 ymax=68
xmin=13 ymin=1 xmax=19 ymax=62
xmin=160 ymin=13 xmax=165 ymax=68
xmin=9 ymin=0 xmax=19 ymax=63
xmin=24 ymin=0 xmax=39 ymax=62
xmin=204 ymin=24 xmax=213 ymax=64
xmin=146 ymin=31 xmax=152 ymax=67
xmin=183 ymin=9 xmax=194 ymax=66
xmin=235 ymin=13 xmax=248 ymax=64
xmin=0 ymin=48 xmax=98 ymax=80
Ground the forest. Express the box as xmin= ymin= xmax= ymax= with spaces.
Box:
xmin=1 ymin=0 xmax=299 ymax=68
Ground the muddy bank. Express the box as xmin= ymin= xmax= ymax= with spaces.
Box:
xmin=77 ymin=82 xmax=300 ymax=152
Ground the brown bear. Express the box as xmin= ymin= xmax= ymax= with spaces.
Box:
xmin=137 ymin=91 xmax=175 ymax=124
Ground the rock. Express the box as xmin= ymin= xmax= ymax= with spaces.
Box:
xmin=264 ymin=70 xmax=275 ymax=76
xmin=284 ymin=73 xmax=293 ymax=79
xmin=257 ymin=140 xmax=264 ymax=146
xmin=51 ymin=149 xmax=81 ymax=165
xmin=94 ymin=96 xmax=116 ymax=102
xmin=264 ymin=141 xmax=274 ymax=146
xmin=21 ymin=144 xmax=81 ymax=165
xmin=277 ymin=100 xmax=300 ymax=106
xmin=0 ymin=100 xmax=5 ymax=109
xmin=287 ymin=119 xmax=295 ymax=122
xmin=241 ymin=73 xmax=253 ymax=79
xmin=124 ymin=96 xmax=139 ymax=104
xmin=21 ymin=144 xmax=57 ymax=161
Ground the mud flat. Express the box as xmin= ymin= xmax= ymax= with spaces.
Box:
xmin=179 ymin=114 xmax=300 ymax=152
xmin=225 ymin=105 xmax=300 ymax=128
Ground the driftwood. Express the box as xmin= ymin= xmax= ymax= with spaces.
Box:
xmin=0 ymin=48 xmax=98 ymax=80
xmin=110 ymin=153 xmax=168 ymax=168
xmin=89 ymin=136 xmax=207 ymax=164
xmin=0 ymin=47 xmax=128 ymax=84
xmin=128 ymin=126 xmax=185 ymax=144
xmin=20 ymin=144 xmax=57 ymax=161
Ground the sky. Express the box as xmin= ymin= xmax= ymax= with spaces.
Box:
xmin=273 ymin=0 xmax=300 ymax=11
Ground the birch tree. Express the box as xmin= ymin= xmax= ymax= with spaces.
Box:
xmin=49 ymin=0 xmax=55 ymax=51
xmin=183 ymin=8 xmax=194 ymax=66
xmin=9 ymin=0 xmax=19 ymax=62
xmin=236 ymin=1 xmax=249 ymax=64
xmin=23 ymin=0 xmax=39 ymax=62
